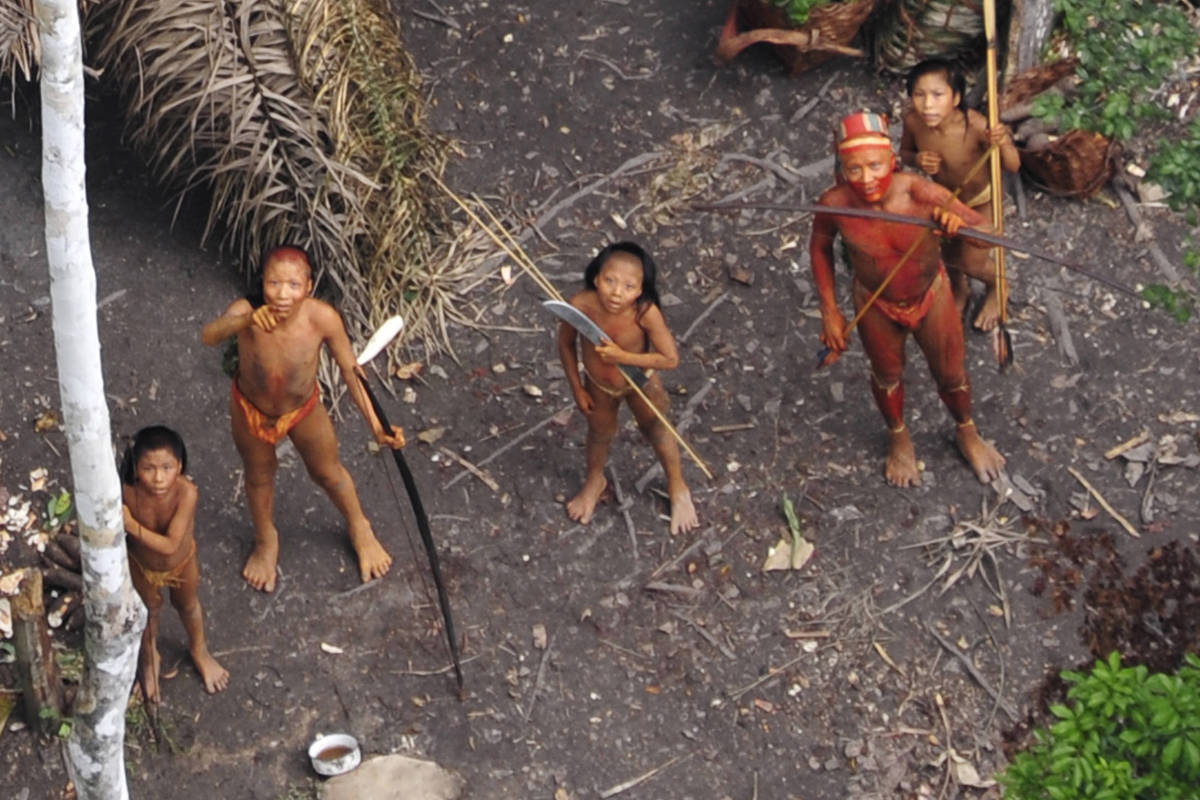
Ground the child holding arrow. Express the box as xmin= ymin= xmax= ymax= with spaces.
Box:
xmin=811 ymin=112 xmax=1005 ymax=488
xmin=556 ymin=242 xmax=699 ymax=535
xmin=201 ymin=246 xmax=404 ymax=592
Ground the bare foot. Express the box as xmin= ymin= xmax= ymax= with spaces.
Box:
xmin=668 ymin=489 xmax=699 ymax=535
xmin=192 ymin=648 xmax=230 ymax=694
xmin=350 ymin=526 xmax=392 ymax=583
xmin=972 ymin=286 xmax=1002 ymax=331
xmin=242 ymin=538 xmax=279 ymax=592
xmin=566 ymin=475 xmax=607 ymax=524
xmin=956 ymin=422 xmax=1006 ymax=483
xmin=139 ymin=645 xmax=161 ymax=705
xmin=884 ymin=426 xmax=921 ymax=487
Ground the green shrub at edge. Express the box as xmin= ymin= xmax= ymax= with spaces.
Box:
xmin=999 ymin=651 xmax=1200 ymax=800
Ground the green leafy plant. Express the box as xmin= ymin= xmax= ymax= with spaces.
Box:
xmin=1037 ymin=0 xmax=1197 ymax=141
xmin=773 ymin=0 xmax=842 ymax=26
xmin=1148 ymin=118 xmax=1200 ymax=212
xmin=999 ymin=652 xmax=1200 ymax=800
xmin=39 ymin=706 xmax=74 ymax=739
xmin=1141 ymin=283 xmax=1195 ymax=324
xmin=43 ymin=488 xmax=73 ymax=532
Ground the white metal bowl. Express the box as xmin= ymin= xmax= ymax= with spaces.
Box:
xmin=308 ymin=732 xmax=361 ymax=777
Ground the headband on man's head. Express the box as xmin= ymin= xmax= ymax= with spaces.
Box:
xmin=836 ymin=112 xmax=892 ymax=153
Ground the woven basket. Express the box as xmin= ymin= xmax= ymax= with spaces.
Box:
xmin=1021 ymin=129 xmax=1117 ymax=198
xmin=717 ymin=0 xmax=875 ymax=75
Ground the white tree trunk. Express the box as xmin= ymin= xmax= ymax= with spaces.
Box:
xmin=36 ymin=1 xmax=147 ymax=798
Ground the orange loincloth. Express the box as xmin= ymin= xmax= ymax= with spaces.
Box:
xmin=854 ymin=264 xmax=947 ymax=331
xmin=232 ymin=380 xmax=320 ymax=445
xmin=129 ymin=539 xmax=197 ymax=590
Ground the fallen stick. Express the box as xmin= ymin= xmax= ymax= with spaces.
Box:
xmin=645 ymin=582 xmax=705 ymax=600
xmin=1067 ymin=466 xmax=1140 ymax=538
xmin=438 ymin=447 xmax=500 ymax=492
xmin=728 ymin=651 xmax=809 ymax=700
xmin=925 ymin=622 xmax=1018 ymax=721
xmin=444 ymin=403 xmax=573 ymax=488
xmin=608 ymin=467 xmax=638 ymax=560
xmin=680 ymin=292 xmax=728 ymax=344
xmin=647 ymin=527 xmax=714 ymax=580
xmin=1104 ymin=429 xmax=1150 ymax=460
xmin=671 ymin=610 xmax=736 ymax=659
xmin=522 ymin=635 xmax=553 ymax=722
xmin=710 ymin=422 xmax=755 ymax=433
xmin=599 ymin=752 xmax=693 ymax=799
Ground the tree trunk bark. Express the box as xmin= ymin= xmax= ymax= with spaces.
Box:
xmin=1005 ymin=0 xmax=1057 ymax=82
xmin=35 ymin=1 xmax=148 ymax=798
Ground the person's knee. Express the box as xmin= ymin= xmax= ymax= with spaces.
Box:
xmin=308 ymin=462 xmax=351 ymax=493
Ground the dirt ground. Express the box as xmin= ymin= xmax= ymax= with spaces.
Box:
xmin=3 ymin=1 xmax=1199 ymax=798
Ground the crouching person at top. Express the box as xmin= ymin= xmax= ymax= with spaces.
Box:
xmin=201 ymin=246 xmax=404 ymax=592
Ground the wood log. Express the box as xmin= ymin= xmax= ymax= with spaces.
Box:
xmin=54 ymin=531 xmax=81 ymax=567
xmin=41 ymin=563 xmax=84 ymax=593
xmin=43 ymin=539 xmax=80 ymax=573
xmin=11 ymin=568 xmax=65 ymax=733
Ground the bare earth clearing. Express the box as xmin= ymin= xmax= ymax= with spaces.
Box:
xmin=2 ymin=1 xmax=1199 ymax=798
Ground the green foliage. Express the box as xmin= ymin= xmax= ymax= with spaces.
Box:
xmin=1038 ymin=0 xmax=1197 ymax=141
xmin=1149 ymin=118 xmax=1200 ymax=212
xmin=43 ymin=489 xmax=73 ymax=532
xmin=773 ymin=0 xmax=840 ymax=26
xmin=1141 ymin=284 xmax=1195 ymax=324
xmin=1000 ymin=652 xmax=1200 ymax=800
xmin=39 ymin=706 xmax=74 ymax=739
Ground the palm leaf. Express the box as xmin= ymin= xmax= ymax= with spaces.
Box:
xmin=88 ymin=0 xmax=480 ymax=368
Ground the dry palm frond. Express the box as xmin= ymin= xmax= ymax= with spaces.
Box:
xmin=1 ymin=0 xmax=99 ymax=85
xmin=89 ymin=0 xmax=478 ymax=361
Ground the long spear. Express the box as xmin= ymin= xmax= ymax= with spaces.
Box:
xmin=692 ymin=201 xmax=1143 ymax=300
xmin=984 ymin=0 xmax=1012 ymax=368
xmin=798 ymin=146 xmax=995 ymax=368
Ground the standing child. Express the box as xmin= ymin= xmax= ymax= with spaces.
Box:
xmin=122 ymin=425 xmax=229 ymax=702
xmin=200 ymin=246 xmax=404 ymax=592
xmin=899 ymin=58 xmax=1020 ymax=331
xmin=557 ymin=241 xmax=699 ymax=535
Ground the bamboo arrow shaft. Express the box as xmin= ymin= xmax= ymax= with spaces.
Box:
xmin=983 ymin=0 xmax=1008 ymax=326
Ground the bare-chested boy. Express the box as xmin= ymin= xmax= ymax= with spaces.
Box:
xmin=122 ymin=425 xmax=228 ymax=701
xmin=811 ymin=112 xmax=1005 ymax=487
xmin=201 ymin=246 xmax=403 ymax=592
xmin=558 ymin=241 xmax=699 ymax=535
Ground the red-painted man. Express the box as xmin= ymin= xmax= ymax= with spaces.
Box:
xmin=810 ymin=112 xmax=1005 ymax=487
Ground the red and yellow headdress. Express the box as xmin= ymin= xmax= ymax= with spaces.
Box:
xmin=835 ymin=111 xmax=892 ymax=154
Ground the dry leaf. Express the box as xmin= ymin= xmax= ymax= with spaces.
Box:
xmin=952 ymin=758 xmax=995 ymax=788
xmin=29 ymin=468 xmax=48 ymax=492
xmin=532 ymin=623 xmax=548 ymax=650
xmin=319 ymin=642 xmax=344 ymax=654
xmin=523 ymin=384 xmax=543 ymax=398
xmin=753 ymin=698 xmax=775 ymax=713
xmin=0 ymin=572 xmax=25 ymax=596
xmin=394 ymin=361 xmax=424 ymax=380
xmin=500 ymin=264 xmax=514 ymax=286
xmin=554 ymin=788 xmax=570 ymax=800
xmin=34 ymin=410 xmax=61 ymax=433
xmin=763 ymin=536 xmax=814 ymax=572
xmin=417 ymin=427 xmax=446 ymax=445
